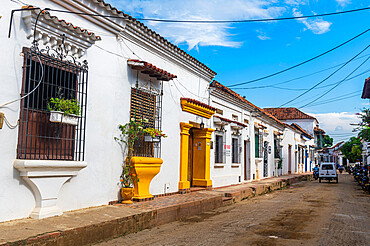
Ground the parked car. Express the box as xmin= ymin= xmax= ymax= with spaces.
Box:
xmin=319 ymin=163 xmax=338 ymax=183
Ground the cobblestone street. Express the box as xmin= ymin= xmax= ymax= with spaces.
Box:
xmin=97 ymin=173 xmax=370 ymax=246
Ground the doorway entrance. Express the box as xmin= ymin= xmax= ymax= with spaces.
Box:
xmin=288 ymin=145 xmax=292 ymax=174
xmin=244 ymin=140 xmax=251 ymax=180
xmin=187 ymin=128 xmax=194 ymax=186
xmin=180 ymin=125 xmax=214 ymax=189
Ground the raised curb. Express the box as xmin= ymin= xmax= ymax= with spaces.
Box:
xmin=0 ymin=174 xmax=312 ymax=246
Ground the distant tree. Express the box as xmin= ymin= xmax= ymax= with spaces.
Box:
xmin=323 ymin=135 xmax=333 ymax=147
xmin=341 ymin=137 xmax=362 ymax=163
xmin=356 ymin=108 xmax=370 ymax=141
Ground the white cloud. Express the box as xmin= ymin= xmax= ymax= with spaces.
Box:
xmin=284 ymin=0 xmax=308 ymax=6
xmin=111 ymin=0 xmax=286 ymax=50
xmin=293 ymin=8 xmax=332 ymax=34
xmin=256 ymin=29 xmax=271 ymax=40
xmin=335 ymin=0 xmax=351 ymax=7
xmin=309 ymin=112 xmax=359 ymax=143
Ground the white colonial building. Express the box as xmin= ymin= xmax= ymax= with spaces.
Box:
xmin=0 ymin=0 xmax=319 ymax=223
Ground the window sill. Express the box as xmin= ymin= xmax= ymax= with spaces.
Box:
xmin=214 ymin=163 xmax=225 ymax=168
xmin=231 ymin=163 xmax=241 ymax=168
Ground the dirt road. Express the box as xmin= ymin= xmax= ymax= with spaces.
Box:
xmin=97 ymin=173 xmax=369 ymax=246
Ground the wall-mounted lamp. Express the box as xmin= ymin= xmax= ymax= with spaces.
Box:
xmin=200 ymin=121 xmax=204 ymax=130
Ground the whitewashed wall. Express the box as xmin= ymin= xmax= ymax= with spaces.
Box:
xmin=282 ymin=119 xmax=316 ymax=136
xmin=210 ymin=97 xmax=247 ymax=187
xmin=0 ymin=0 xmax=213 ymax=222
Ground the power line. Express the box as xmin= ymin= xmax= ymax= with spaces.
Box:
xmin=270 ymin=68 xmax=370 ymax=91
xmin=279 ymin=43 xmax=370 ymax=107
xmin=45 ymin=6 xmax=370 ymax=23
xmin=300 ymin=53 xmax=370 ymax=108
xmin=227 ymin=28 xmax=370 ymax=87
xmin=233 ymin=55 xmax=370 ymax=90
xmin=307 ymin=93 xmax=360 ymax=107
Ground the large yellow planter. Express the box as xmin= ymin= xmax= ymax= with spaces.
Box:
xmin=128 ymin=157 xmax=163 ymax=200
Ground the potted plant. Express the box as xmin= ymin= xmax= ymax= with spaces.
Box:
xmin=143 ymin=128 xmax=167 ymax=142
xmin=115 ymin=118 xmax=145 ymax=203
xmin=48 ymin=98 xmax=80 ymax=125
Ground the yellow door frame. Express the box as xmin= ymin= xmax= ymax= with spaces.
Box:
xmin=179 ymin=122 xmax=214 ymax=192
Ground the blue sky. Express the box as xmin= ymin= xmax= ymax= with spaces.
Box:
xmin=110 ymin=0 xmax=369 ymax=143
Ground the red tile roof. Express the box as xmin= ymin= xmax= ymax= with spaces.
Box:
xmin=127 ymin=59 xmax=177 ymax=81
xmin=181 ymin=98 xmax=216 ymax=111
xmin=210 ymin=81 xmax=284 ymax=126
xmin=314 ymin=126 xmax=325 ymax=134
xmin=88 ymin=0 xmax=216 ymax=76
xmin=291 ymin=123 xmax=313 ymax=139
xmin=263 ymin=108 xmax=317 ymax=121
xmin=214 ymin=115 xmax=248 ymax=127
xmin=361 ymin=77 xmax=370 ymax=99
xmin=22 ymin=6 xmax=101 ymax=41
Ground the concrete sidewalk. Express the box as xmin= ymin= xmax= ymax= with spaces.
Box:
xmin=0 ymin=173 xmax=312 ymax=246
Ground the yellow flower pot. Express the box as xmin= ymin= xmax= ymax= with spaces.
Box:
xmin=128 ymin=157 xmax=163 ymax=200
xmin=121 ymin=187 xmax=134 ymax=204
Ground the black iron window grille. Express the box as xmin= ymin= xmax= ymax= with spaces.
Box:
xmin=17 ymin=46 xmax=88 ymax=161
xmin=274 ymin=136 xmax=281 ymax=159
xmin=130 ymin=87 xmax=163 ymax=158
xmin=215 ymin=133 xmax=226 ymax=163
xmin=232 ymin=138 xmax=239 ymax=163
xmin=255 ymin=128 xmax=262 ymax=158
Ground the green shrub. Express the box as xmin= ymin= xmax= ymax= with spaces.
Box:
xmin=48 ymin=98 xmax=80 ymax=116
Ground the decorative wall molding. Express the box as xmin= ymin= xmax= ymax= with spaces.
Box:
xmin=181 ymin=98 xmax=215 ymax=119
xmin=22 ymin=9 xmax=101 ymax=58
xmin=14 ymin=160 xmax=87 ymax=219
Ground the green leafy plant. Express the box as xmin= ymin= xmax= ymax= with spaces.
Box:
xmin=356 ymin=108 xmax=370 ymax=141
xmin=143 ymin=128 xmax=168 ymax=138
xmin=278 ymin=158 xmax=283 ymax=169
xmin=48 ymin=98 xmax=80 ymax=116
xmin=114 ymin=117 xmax=168 ymax=188
xmin=114 ymin=118 xmax=146 ymax=188
xmin=341 ymin=137 xmax=362 ymax=163
xmin=323 ymin=135 xmax=333 ymax=147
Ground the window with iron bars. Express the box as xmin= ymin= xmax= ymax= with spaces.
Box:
xmin=232 ymin=137 xmax=240 ymax=163
xmin=130 ymin=87 xmax=162 ymax=158
xmin=17 ymin=47 xmax=87 ymax=161
xmin=255 ymin=128 xmax=263 ymax=158
xmin=215 ymin=133 xmax=226 ymax=163
xmin=274 ymin=135 xmax=281 ymax=159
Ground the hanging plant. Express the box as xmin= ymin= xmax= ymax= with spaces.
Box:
xmin=48 ymin=98 xmax=80 ymax=125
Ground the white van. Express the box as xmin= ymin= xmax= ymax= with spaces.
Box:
xmin=319 ymin=163 xmax=338 ymax=183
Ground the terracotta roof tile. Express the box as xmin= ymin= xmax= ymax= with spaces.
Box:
xmin=181 ymin=98 xmax=216 ymax=111
xmin=263 ymin=108 xmax=317 ymax=121
xmin=127 ymin=59 xmax=177 ymax=81
xmin=291 ymin=123 xmax=313 ymax=139
xmin=214 ymin=115 xmax=248 ymax=127
xmin=314 ymin=126 xmax=325 ymax=134
xmin=210 ymin=81 xmax=284 ymax=126
xmin=22 ymin=6 xmax=101 ymax=41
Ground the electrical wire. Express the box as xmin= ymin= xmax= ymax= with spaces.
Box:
xmin=228 ymin=28 xmax=370 ymax=87
xmin=233 ymin=66 xmax=370 ymax=91
xmin=0 ymin=44 xmax=44 ymax=109
xmin=279 ymin=43 xmax=370 ymax=107
xmin=233 ymin=54 xmax=370 ymax=90
xmin=3 ymin=114 xmax=19 ymax=129
xmin=306 ymin=93 xmax=361 ymax=107
xmin=0 ymin=9 xmax=45 ymax=109
xmin=172 ymin=79 xmax=185 ymax=97
xmin=174 ymin=78 xmax=208 ymax=100
xmin=300 ymin=52 xmax=370 ymax=108
xmin=267 ymin=68 xmax=370 ymax=91
xmin=45 ymin=6 xmax=370 ymax=23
